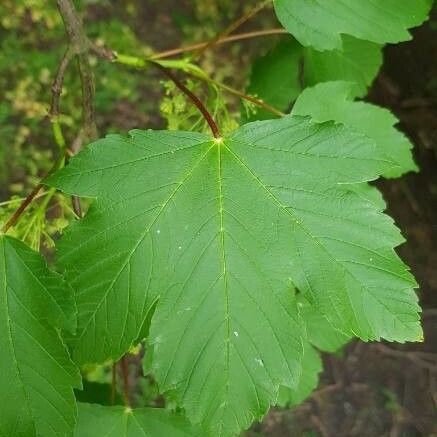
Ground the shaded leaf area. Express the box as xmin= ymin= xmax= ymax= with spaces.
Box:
xmin=274 ymin=0 xmax=433 ymax=51
xmin=277 ymin=343 xmax=321 ymax=408
xmin=243 ymin=36 xmax=382 ymax=121
xmin=292 ymin=81 xmax=418 ymax=178
xmin=278 ymin=297 xmax=351 ymax=407
xmin=75 ymin=403 xmax=203 ymax=436
xmin=75 ymin=380 xmax=123 ymax=406
xmin=47 ymin=116 xmax=421 ymax=436
xmin=0 ymin=235 xmax=80 ymax=437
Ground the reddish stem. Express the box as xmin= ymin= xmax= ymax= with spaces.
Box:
xmin=153 ymin=63 xmax=221 ymax=138
xmin=1 ymin=184 xmax=43 ymax=234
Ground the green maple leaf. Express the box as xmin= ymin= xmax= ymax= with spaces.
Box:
xmin=243 ymin=36 xmax=382 ymax=121
xmin=292 ymin=81 xmax=418 ymax=178
xmin=0 ymin=235 xmax=80 ymax=437
xmin=274 ymin=0 xmax=433 ymax=51
xmin=75 ymin=403 xmax=203 ymax=436
xmin=47 ymin=116 xmax=421 ymax=436
xmin=302 ymin=35 xmax=382 ymax=98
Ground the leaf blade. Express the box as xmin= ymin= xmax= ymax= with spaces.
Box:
xmin=48 ymin=116 xmax=422 ymax=436
xmin=75 ymin=403 xmax=203 ymax=437
xmin=292 ymin=81 xmax=418 ymax=178
xmin=243 ymin=36 xmax=382 ymax=122
xmin=0 ymin=235 xmax=80 ymax=437
xmin=274 ymin=0 xmax=433 ymax=51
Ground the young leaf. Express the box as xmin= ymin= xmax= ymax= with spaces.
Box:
xmin=47 ymin=117 xmax=421 ymax=436
xmin=0 ymin=235 xmax=80 ymax=437
xmin=274 ymin=0 xmax=433 ymax=51
xmin=292 ymin=81 xmax=418 ymax=178
xmin=243 ymin=36 xmax=382 ymax=122
xmin=75 ymin=403 xmax=203 ymax=436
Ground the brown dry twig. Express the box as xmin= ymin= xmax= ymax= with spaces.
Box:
xmin=194 ymin=0 xmax=273 ymax=58
xmin=375 ymin=344 xmax=437 ymax=373
xmin=55 ymin=0 xmax=104 ymax=141
xmin=53 ymin=0 xmax=108 ymax=217
xmin=150 ymin=28 xmax=287 ymax=60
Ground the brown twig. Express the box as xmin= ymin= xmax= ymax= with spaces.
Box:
xmin=1 ymin=185 xmax=43 ymax=234
xmin=375 ymin=344 xmax=437 ymax=373
xmin=57 ymin=0 xmax=88 ymax=45
xmin=423 ymin=308 xmax=437 ymax=318
xmin=194 ymin=0 xmax=272 ymax=58
xmin=50 ymin=47 xmax=75 ymax=118
xmin=1 ymin=148 xmax=66 ymax=234
xmin=310 ymin=414 xmax=330 ymax=437
xmin=77 ymin=53 xmax=98 ymax=142
xmin=56 ymin=0 xmax=98 ymax=142
xmin=89 ymin=41 xmax=116 ymax=61
xmin=55 ymin=0 xmax=103 ymax=217
xmin=150 ymin=28 xmax=287 ymax=60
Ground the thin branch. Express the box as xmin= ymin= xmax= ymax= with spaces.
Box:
xmin=375 ymin=344 xmax=437 ymax=373
xmin=194 ymin=0 xmax=272 ymax=58
xmin=0 ymin=191 xmax=49 ymax=207
xmin=56 ymin=0 xmax=89 ymax=50
xmin=152 ymin=62 xmax=221 ymax=138
xmin=56 ymin=0 xmax=101 ymax=218
xmin=89 ymin=41 xmax=116 ymax=61
xmin=150 ymin=28 xmax=287 ymax=60
xmin=77 ymin=53 xmax=98 ymax=141
xmin=4 ymin=0 xmax=104 ymax=235
xmin=112 ymin=53 xmax=283 ymax=118
xmin=50 ymin=47 xmax=75 ymax=118
xmin=1 ymin=151 xmax=65 ymax=234
xmin=56 ymin=0 xmax=98 ymax=142
xmin=1 ymin=185 xmax=43 ymax=234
